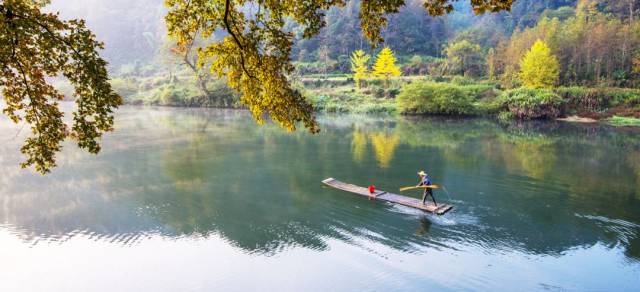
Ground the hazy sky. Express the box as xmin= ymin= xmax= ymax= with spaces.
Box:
xmin=46 ymin=0 xmax=168 ymax=66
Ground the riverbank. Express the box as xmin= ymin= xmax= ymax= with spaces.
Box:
xmin=302 ymin=76 xmax=640 ymax=125
xmin=53 ymin=74 xmax=639 ymax=127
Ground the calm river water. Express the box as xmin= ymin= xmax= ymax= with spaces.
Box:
xmin=0 ymin=106 xmax=639 ymax=291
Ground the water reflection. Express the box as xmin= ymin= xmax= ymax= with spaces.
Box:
xmin=0 ymin=107 xmax=639 ymax=263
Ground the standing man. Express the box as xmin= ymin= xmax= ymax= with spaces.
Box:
xmin=417 ymin=170 xmax=436 ymax=206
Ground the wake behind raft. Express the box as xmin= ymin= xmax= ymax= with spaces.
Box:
xmin=322 ymin=178 xmax=453 ymax=215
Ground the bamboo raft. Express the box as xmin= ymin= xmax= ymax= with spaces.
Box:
xmin=322 ymin=178 xmax=453 ymax=215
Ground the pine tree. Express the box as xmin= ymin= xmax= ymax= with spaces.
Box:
xmin=350 ymin=50 xmax=370 ymax=88
xmin=519 ymin=40 xmax=560 ymax=88
xmin=372 ymin=47 xmax=401 ymax=87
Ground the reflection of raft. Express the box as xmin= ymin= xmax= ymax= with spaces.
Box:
xmin=322 ymin=178 xmax=453 ymax=215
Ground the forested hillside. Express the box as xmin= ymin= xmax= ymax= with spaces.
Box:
xmin=48 ymin=0 xmax=583 ymax=67
xmin=43 ymin=0 xmax=640 ymax=119
xmin=48 ymin=0 xmax=639 ymax=85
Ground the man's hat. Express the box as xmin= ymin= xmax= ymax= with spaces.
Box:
xmin=417 ymin=170 xmax=427 ymax=176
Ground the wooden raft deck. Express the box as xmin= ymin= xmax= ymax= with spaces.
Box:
xmin=322 ymin=178 xmax=453 ymax=215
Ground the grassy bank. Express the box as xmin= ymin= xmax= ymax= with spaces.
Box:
xmin=302 ymin=76 xmax=640 ymax=125
xmin=606 ymin=116 xmax=640 ymax=127
xmin=53 ymin=69 xmax=241 ymax=108
xmin=52 ymin=72 xmax=639 ymax=126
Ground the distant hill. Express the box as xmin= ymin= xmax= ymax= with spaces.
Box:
xmin=46 ymin=0 xmax=639 ymax=68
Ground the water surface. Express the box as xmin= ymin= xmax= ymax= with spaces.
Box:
xmin=1 ymin=107 xmax=639 ymax=291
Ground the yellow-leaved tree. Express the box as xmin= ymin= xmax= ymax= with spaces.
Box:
xmin=519 ymin=40 xmax=560 ymax=88
xmin=372 ymin=47 xmax=401 ymax=88
xmin=350 ymin=50 xmax=370 ymax=88
xmin=633 ymin=53 xmax=640 ymax=75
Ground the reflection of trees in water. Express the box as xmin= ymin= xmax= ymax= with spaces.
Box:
xmin=628 ymin=151 xmax=640 ymax=201
xmin=493 ymin=130 xmax=557 ymax=180
xmin=353 ymin=117 xmax=640 ymax=259
xmin=351 ymin=130 xmax=367 ymax=163
xmin=1 ymin=110 xmax=639 ymax=261
xmin=369 ymin=132 xmax=400 ymax=168
xmin=141 ymin=114 xmax=640 ymax=259
xmin=350 ymin=127 xmax=400 ymax=168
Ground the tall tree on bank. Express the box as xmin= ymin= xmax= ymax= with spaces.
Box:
xmin=372 ymin=47 xmax=401 ymax=88
xmin=350 ymin=50 xmax=370 ymax=88
xmin=165 ymin=0 xmax=515 ymax=133
xmin=520 ymin=40 xmax=560 ymax=88
xmin=0 ymin=0 xmax=121 ymax=173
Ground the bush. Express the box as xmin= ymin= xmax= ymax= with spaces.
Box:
xmin=197 ymin=80 xmax=239 ymax=107
xmin=606 ymin=116 xmax=640 ymax=127
xmin=555 ymin=87 xmax=640 ymax=111
xmin=150 ymin=84 xmax=199 ymax=106
xmin=497 ymin=88 xmax=565 ymax=119
xmin=451 ymin=75 xmax=475 ymax=86
xmin=497 ymin=111 xmax=515 ymax=122
xmin=397 ymin=81 xmax=476 ymax=115
xmin=110 ymin=78 xmax=139 ymax=98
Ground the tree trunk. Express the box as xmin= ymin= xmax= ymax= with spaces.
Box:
xmin=183 ymin=55 xmax=213 ymax=100
xmin=630 ymin=1 xmax=634 ymax=25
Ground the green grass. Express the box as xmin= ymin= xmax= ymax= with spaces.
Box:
xmin=606 ymin=116 xmax=640 ymax=127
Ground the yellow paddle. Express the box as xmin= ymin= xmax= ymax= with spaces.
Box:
xmin=399 ymin=185 xmax=440 ymax=192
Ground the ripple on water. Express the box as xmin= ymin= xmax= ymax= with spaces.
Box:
xmin=0 ymin=222 xmax=167 ymax=247
xmin=387 ymin=203 xmax=479 ymax=226
xmin=575 ymin=213 xmax=640 ymax=246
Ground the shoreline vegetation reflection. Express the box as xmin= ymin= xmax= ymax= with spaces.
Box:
xmin=0 ymin=107 xmax=639 ymax=261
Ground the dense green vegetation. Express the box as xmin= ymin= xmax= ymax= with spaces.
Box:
xmin=43 ymin=0 xmax=640 ymax=126
xmin=84 ymin=0 xmax=639 ymax=125
xmin=397 ymin=81 xmax=495 ymax=115
xmin=294 ymin=0 xmax=640 ymax=123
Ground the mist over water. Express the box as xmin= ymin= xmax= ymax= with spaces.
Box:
xmin=0 ymin=106 xmax=639 ymax=291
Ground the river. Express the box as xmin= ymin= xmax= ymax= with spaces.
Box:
xmin=0 ymin=106 xmax=639 ymax=291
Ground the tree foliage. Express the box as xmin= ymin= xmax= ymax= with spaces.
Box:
xmin=165 ymin=0 xmax=514 ymax=133
xmin=498 ymin=0 xmax=640 ymax=86
xmin=519 ymin=40 xmax=560 ymax=88
xmin=444 ymin=39 xmax=484 ymax=76
xmin=372 ymin=47 xmax=401 ymax=83
xmin=0 ymin=0 xmax=121 ymax=173
xmin=350 ymin=49 xmax=370 ymax=88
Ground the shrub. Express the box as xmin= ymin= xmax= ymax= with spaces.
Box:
xmin=606 ymin=116 xmax=640 ymax=127
xmin=555 ymin=87 xmax=640 ymax=111
xmin=497 ymin=88 xmax=565 ymax=119
xmin=110 ymin=78 xmax=139 ymax=98
xmin=462 ymin=84 xmax=498 ymax=99
xmin=147 ymin=84 xmax=200 ymax=106
xmin=497 ymin=111 xmax=515 ymax=122
xmin=203 ymin=80 xmax=240 ymax=107
xmin=397 ymin=81 xmax=476 ymax=115
xmin=451 ymin=75 xmax=475 ymax=86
